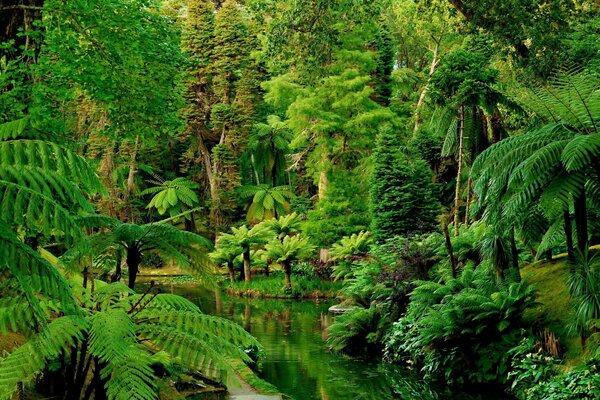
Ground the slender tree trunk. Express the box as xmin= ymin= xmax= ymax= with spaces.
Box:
xmin=453 ymin=105 xmax=465 ymax=237
xmin=442 ymin=221 xmax=457 ymax=278
xmin=251 ymin=154 xmax=260 ymax=185
xmin=413 ymin=41 xmax=439 ymax=136
xmin=243 ymin=250 xmax=251 ymax=282
xmin=574 ymin=191 xmax=588 ymax=255
xmin=127 ymin=247 xmax=142 ymax=289
xmin=464 ymin=176 xmax=472 ymax=227
xmin=196 ymin=132 xmax=221 ymax=230
xmin=564 ymin=210 xmax=574 ymax=260
xmin=283 ymin=260 xmax=292 ymax=289
xmin=227 ymin=261 xmax=235 ymax=283
xmin=124 ymin=134 xmax=140 ymax=222
xmin=264 ymin=261 xmax=270 ymax=277
xmin=318 ymin=149 xmax=329 ymax=201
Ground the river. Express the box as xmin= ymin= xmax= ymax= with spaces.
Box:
xmin=153 ymin=281 xmax=512 ymax=400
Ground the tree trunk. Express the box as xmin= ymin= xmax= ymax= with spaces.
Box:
xmin=574 ymin=191 xmax=588 ymax=255
xmin=564 ymin=210 xmax=574 ymax=260
xmin=243 ymin=250 xmax=251 ymax=282
xmin=413 ymin=41 xmax=439 ymax=136
xmin=124 ymin=134 xmax=140 ymax=222
xmin=442 ymin=221 xmax=457 ymax=278
xmin=127 ymin=247 xmax=142 ymax=289
xmin=491 ymin=108 xmax=504 ymax=143
xmin=227 ymin=261 xmax=235 ymax=283
xmin=283 ymin=260 xmax=292 ymax=289
xmin=196 ymin=131 xmax=221 ymax=230
xmin=453 ymin=105 xmax=465 ymax=237
xmin=464 ymin=176 xmax=472 ymax=227
xmin=318 ymin=149 xmax=329 ymax=201
xmin=111 ymin=251 xmax=122 ymax=283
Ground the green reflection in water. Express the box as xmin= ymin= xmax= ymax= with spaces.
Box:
xmin=154 ymin=282 xmax=509 ymax=400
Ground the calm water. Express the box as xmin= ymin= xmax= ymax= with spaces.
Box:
xmin=155 ymin=282 xmax=509 ymax=400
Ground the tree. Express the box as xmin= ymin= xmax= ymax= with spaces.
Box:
xmin=182 ymin=0 xmax=261 ymax=230
xmin=263 ymin=212 xmax=303 ymax=240
xmin=429 ymin=48 xmax=501 ymax=236
xmin=472 ymin=69 xmax=600 ymax=260
xmin=237 ymin=184 xmax=294 ymax=223
xmin=246 ymin=115 xmax=293 ymax=186
xmin=210 ymin=241 xmax=242 ymax=283
xmin=264 ymin=234 xmax=315 ymax=289
xmin=218 ymin=224 xmax=275 ymax=282
xmin=65 ymin=219 xmax=214 ymax=289
xmin=370 ymin=128 xmax=440 ymax=243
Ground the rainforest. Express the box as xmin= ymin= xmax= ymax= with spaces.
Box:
xmin=1 ymin=0 xmax=599 ymax=399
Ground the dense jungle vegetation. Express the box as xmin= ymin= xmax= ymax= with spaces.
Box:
xmin=1 ymin=0 xmax=600 ymax=399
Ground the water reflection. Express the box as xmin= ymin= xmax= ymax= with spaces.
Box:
xmin=153 ymin=283 xmax=509 ymax=400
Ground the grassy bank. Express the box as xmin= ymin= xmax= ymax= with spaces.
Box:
xmin=223 ymin=272 xmax=343 ymax=299
xmin=521 ymin=245 xmax=600 ymax=365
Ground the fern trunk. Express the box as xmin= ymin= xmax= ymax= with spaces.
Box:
xmin=227 ymin=261 xmax=235 ymax=283
xmin=574 ymin=191 xmax=588 ymax=254
xmin=564 ymin=210 xmax=574 ymax=260
xmin=243 ymin=250 xmax=251 ymax=282
xmin=127 ymin=247 xmax=142 ymax=289
xmin=283 ymin=260 xmax=292 ymax=289
xmin=453 ymin=104 xmax=465 ymax=237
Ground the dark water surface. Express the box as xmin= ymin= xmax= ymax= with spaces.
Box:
xmin=154 ymin=282 xmax=510 ymax=400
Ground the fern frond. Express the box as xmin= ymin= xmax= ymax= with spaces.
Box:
xmin=0 ymin=226 xmax=77 ymax=313
xmin=0 ymin=117 xmax=32 ymax=140
xmin=0 ymin=140 xmax=104 ymax=195
xmin=0 ymin=316 xmax=87 ymax=400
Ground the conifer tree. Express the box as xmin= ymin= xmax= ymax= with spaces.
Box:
xmin=370 ymin=128 xmax=439 ymax=243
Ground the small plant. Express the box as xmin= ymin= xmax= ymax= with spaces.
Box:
xmin=507 ymin=337 xmax=559 ymax=397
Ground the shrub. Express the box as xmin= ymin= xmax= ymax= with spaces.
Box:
xmin=383 ymin=265 xmax=536 ymax=386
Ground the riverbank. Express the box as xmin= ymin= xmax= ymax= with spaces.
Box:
xmin=222 ymin=272 xmax=343 ymax=299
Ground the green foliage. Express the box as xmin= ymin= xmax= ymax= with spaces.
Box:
xmin=141 ymin=176 xmax=200 ymax=218
xmin=568 ymin=253 xmax=600 ymax=339
xmin=224 ymin=272 xmax=342 ymax=299
xmin=370 ymin=128 xmax=439 ymax=242
xmin=330 ymin=231 xmax=372 ymax=262
xmin=262 ymin=212 xmax=303 ymax=240
xmin=473 ymin=68 xmax=600 ymax=255
xmin=304 ymin=170 xmax=371 ymax=246
xmin=237 ymin=184 xmax=294 ymax=223
xmin=264 ymin=235 xmax=315 ymax=265
xmin=327 ymin=305 xmax=382 ymax=354
xmin=384 ymin=265 xmax=536 ymax=386
xmin=0 ymin=316 xmax=87 ymax=399
xmin=507 ymin=337 xmax=560 ymax=397
xmin=523 ymin=361 xmax=600 ymax=400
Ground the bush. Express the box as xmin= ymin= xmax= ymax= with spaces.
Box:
xmin=327 ymin=305 xmax=383 ymax=354
xmin=383 ymin=265 xmax=536 ymax=386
